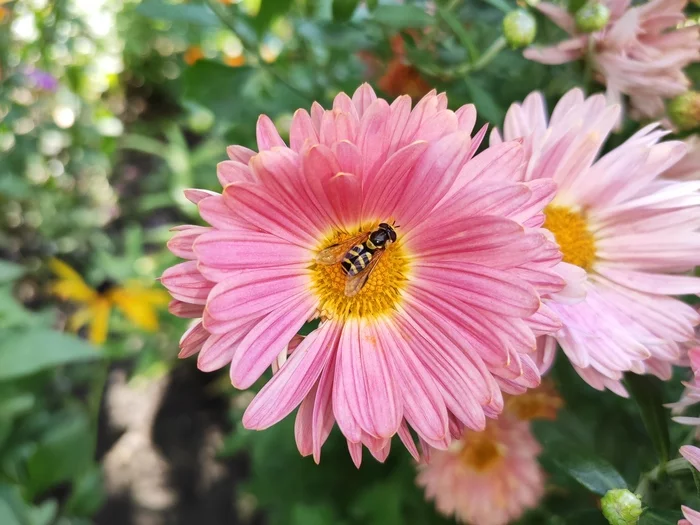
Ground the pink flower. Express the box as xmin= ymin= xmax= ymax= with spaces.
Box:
xmin=681 ymin=444 xmax=700 ymax=471
xmin=162 ymin=84 xmax=565 ymax=465
xmin=664 ymin=136 xmax=700 ymax=181
xmin=668 ymin=347 xmax=700 ymax=426
xmin=492 ymin=88 xmax=700 ymax=395
xmin=417 ymin=415 xmax=545 ymax=525
xmin=524 ymin=0 xmax=700 ymax=121
xmin=681 ymin=506 xmax=700 ymax=525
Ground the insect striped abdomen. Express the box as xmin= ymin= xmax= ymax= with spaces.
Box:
xmin=341 ymin=244 xmax=374 ymax=276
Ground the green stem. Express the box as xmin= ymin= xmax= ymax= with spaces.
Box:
xmin=205 ymin=0 xmax=313 ymax=104
xmin=634 ymin=458 xmax=691 ymax=499
xmin=471 ymin=35 xmax=507 ymax=72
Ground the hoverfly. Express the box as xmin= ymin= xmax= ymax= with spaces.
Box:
xmin=315 ymin=223 xmax=398 ymax=297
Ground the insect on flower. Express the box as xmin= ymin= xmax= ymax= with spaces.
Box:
xmin=315 ymin=222 xmax=398 ymax=297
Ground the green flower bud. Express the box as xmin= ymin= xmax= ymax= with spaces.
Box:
xmin=503 ymin=9 xmax=537 ymax=49
xmin=575 ymin=2 xmax=611 ymax=33
xmin=668 ymin=91 xmax=700 ymax=131
xmin=601 ymin=489 xmax=643 ymax=525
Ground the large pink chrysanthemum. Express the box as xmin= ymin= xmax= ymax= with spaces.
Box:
xmin=161 ymin=84 xmax=565 ymax=465
xmin=491 ymin=88 xmax=700 ymax=395
xmin=524 ymin=0 xmax=700 ymax=121
xmin=417 ymin=414 xmax=545 ymax=525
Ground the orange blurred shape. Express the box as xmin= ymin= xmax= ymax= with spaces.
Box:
xmin=184 ymin=46 xmax=205 ymax=65
xmin=0 ymin=7 xmax=7 ymax=22
xmin=223 ymin=53 xmax=246 ymax=67
xmin=378 ymin=58 xmax=431 ymax=100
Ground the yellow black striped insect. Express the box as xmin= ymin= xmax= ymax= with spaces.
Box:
xmin=315 ymin=223 xmax=398 ymax=297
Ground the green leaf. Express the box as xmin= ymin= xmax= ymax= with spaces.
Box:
xmin=291 ymin=503 xmax=338 ymax=525
xmin=25 ymin=413 xmax=93 ymax=494
xmin=332 ymin=0 xmax=360 ymax=22
xmin=623 ymin=373 xmax=671 ymax=463
xmin=464 ymin=78 xmax=504 ymax=124
xmin=693 ymin=467 xmax=700 ymax=498
xmin=0 ymin=330 xmax=100 ymax=382
xmin=26 ymin=500 xmax=58 ymax=525
xmin=0 ymin=499 xmax=20 ymax=525
xmin=0 ymin=261 xmax=23 ymax=284
xmin=547 ymin=447 xmax=627 ymax=495
xmin=371 ymin=5 xmax=433 ymax=29
xmin=639 ymin=509 xmax=683 ymax=525
xmin=437 ymin=7 xmax=478 ymax=62
xmin=183 ymin=61 xmax=255 ymax=121
xmin=66 ymin=468 xmax=105 ymax=517
xmin=136 ymin=0 xmax=219 ymax=25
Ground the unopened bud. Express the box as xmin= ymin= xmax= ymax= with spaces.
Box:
xmin=668 ymin=91 xmax=700 ymax=131
xmin=503 ymin=9 xmax=537 ymax=49
xmin=575 ymin=2 xmax=611 ymax=32
xmin=601 ymin=489 xmax=643 ymax=525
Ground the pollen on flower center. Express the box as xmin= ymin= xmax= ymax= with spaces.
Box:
xmin=311 ymin=229 xmax=409 ymax=321
xmin=543 ymin=205 xmax=597 ymax=271
xmin=459 ymin=430 xmax=505 ymax=472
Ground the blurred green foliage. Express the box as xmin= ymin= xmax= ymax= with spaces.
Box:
xmin=0 ymin=0 xmax=698 ymax=523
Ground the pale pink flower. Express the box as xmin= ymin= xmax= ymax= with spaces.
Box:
xmin=668 ymin=347 xmax=700 ymax=426
xmin=664 ymin=136 xmax=700 ymax=181
xmin=492 ymin=88 xmax=700 ymax=395
xmin=681 ymin=444 xmax=700 ymax=471
xmin=524 ymin=0 xmax=700 ymax=121
xmin=162 ymin=84 xmax=565 ymax=465
xmin=681 ymin=506 xmax=700 ymax=525
xmin=417 ymin=415 xmax=545 ymax=525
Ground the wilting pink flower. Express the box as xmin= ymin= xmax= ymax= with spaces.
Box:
xmin=524 ymin=0 xmax=700 ymax=121
xmin=664 ymin=136 xmax=700 ymax=181
xmin=492 ymin=88 xmax=700 ymax=395
xmin=681 ymin=506 xmax=700 ymax=525
xmin=417 ymin=414 xmax=545 ymax=525
xmin=162 ymin=84 xmax=565 ymax=465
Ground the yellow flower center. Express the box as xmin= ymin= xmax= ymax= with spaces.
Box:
xmin=311 ymin=229 xmax=409 ymax=321
xmin=543 ymin=205 xmax=597 ymax=271
xmin=459 ymin=428 xmax=505 ymax=472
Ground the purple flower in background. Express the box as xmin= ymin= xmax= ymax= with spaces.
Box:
xmin=24 ymin=67 xmax=58 ymax=92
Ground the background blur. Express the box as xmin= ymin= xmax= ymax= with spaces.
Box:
xmin=1 ymin=0 xmax=699 ymax=524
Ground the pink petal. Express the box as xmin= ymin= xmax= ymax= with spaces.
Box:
xmin=167 ymin=225 xmax=209 ymax=260
xmin=351 ymin=83 xmax=378 ymax=117
xmin=161 ymin=261 xmax=212 ymax=305
xmin=243 ymin=321 xmax=340 ymax=429
xmin=195 ymin=229 xmax=310 ymax=281
xmin=290 ymin=109 xmax=319 ymax=152
xmin=681 ymin=445 xmax=700 ymax=472
xmin=256 ymin=114 xmax=285 ymax=150
xmin=206 ymin=268 xmax=310 ymax=322
xmin=226 ymin=145 xmax=256 ymax=163
xmin=379 ymin=321 xmax=449 ymax=447
xmin=217 ymin=160 xmax=255 ymax=186
xmin=179 ymin=321 xmax=209 ymax=358
xmin=230 ymin=295 xmax=317 ymax=388
xmin=198 ymin=323 xmax=251 ymax=372
xmin=168 ymin=300 xmax=204 ymax=318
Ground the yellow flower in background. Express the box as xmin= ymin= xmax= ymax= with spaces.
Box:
xmin=49 ymin=259 xmax=169 ymax=345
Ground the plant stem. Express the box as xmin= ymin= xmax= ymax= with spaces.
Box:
xmin=471 ymin=35 xmax=507 ymax=72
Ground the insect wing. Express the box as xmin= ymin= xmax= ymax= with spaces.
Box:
xmin=315 ymin=232 xmax=369 ymax=265
xmin=344 ymin=249 xmax=384 ymax=297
